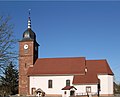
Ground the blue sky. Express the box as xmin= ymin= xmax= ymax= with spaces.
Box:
xmin=0 ymin=1 xmax=120 ymax=83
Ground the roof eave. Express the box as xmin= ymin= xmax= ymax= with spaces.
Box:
xmin=27 ymin=73 xmax=85 ymax=76
xmin=73 ymin=83 xmax=99 ymax=85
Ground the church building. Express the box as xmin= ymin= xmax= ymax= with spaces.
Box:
xmin=19 ymin=13 xmax=114 ymax=97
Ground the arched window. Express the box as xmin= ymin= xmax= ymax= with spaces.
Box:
xmin=66 ymin=80 xmax=70 ymax=86
xmin=48 ymin=80 xmax=53 ymax=88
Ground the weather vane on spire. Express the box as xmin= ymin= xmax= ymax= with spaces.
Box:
xmin=28 ymin=9 xmax=31 ymax=29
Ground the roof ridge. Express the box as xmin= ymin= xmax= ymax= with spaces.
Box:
xmin=37 ymin=57 xmax=86 ymax=59
xmin=86 ymin=59 xmax=106 ymax=61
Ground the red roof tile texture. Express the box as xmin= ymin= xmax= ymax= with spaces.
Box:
xmin=62 ymin=86 xmax=77 ymax=90
xmin=73 ymin=73 xmax=98 ymax=84
xmin=73 ymin=60 xmax=114 ymax=84
xmin=86 ymin=60 xmax=113 ymax=75
xmin=27 ymin=57 xmax=86 ymax=76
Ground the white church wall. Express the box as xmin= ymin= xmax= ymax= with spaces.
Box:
xmin=108 ymin=75 xmax=114 ymax=94
xmin=29 ymin=75 xmax=73 ymax=95
xmin=29 ymin=74 xmax=113 ymax=96
xmin=98 ymin=75 xmax=113 ymax=95
xmin=74 ymin=84 xmax=97 ymax=96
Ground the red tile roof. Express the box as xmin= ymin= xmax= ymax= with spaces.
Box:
xmin=73 ymin=60 xmax=114 ymax=84
xmin=27 ymin=57 xmax=113 ymax=84
xmin=62 ymin=86 xmax=77 ymax=90
xmin=73 ymin=73 xmax=99 ymax=84
xmin=86 ymin=60 xmax=113 ymax=75
xmin=27 ymin=57 xmax=86 ymax=76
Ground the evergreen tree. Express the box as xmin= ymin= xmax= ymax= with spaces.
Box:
xmin=0 ymin=62 xmax=18 ymax=96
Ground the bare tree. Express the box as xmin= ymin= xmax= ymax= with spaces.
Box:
xmin=0 ymin=15 xmax=17 ymax=74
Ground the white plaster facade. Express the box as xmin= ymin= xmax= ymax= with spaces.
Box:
xmin=98 ymin=75 xmax=113 ymax=96
xmin=74 ymin=84 xmax=98 ymax=95
xmin=29 ymin=74 xmax=113 ymax=96
xmin=29 ymin=75 xmax=73 ymax=95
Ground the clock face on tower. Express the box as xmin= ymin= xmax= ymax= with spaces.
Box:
xmin=24 ymin=44 xmax=29 ymax=50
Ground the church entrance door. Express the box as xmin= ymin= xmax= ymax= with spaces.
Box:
xmin=70 ymin=90 xmax=75 ymax=96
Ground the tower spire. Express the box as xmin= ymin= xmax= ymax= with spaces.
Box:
xmin=28 ymin=9 xmax=31 ymax=29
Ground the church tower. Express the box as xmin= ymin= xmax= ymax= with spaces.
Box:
xmin=19 ymin=11 xmax=39 ymax=95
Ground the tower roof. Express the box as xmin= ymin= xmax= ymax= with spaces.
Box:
xmin=22 ymin=9 xmax=36 ymax=41
xmin=22 ymin=28 xmax=36 ymax=41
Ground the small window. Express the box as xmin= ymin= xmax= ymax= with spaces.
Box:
xmin=48 ymin=80 xmax=52 ymax=88
xmin=66 ymin=80 xmax=70 ymax=86
xmin=24 ymin=49 xmax=28 ymax=53
xmin=86 ymin=86 xmax=91 ymax=93
xmin=25 ymin=63 xmax=27 ymax=68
